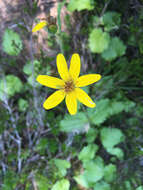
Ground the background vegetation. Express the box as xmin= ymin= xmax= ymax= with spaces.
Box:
xmin=0 ymin=0 xmax=143 ymax=189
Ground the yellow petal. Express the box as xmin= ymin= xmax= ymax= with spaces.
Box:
xmin=65 ymin=91 xmax=77 ymax=115
xmin=36 ymin=75 xmax=65 ymax=89
xmin=56 ymin=54 xmax=70 ymax=81
xmin=43 ymin=90 xmax=65 ymax=109
xmin=76 ymin=74 xmax=101 ymax=87
xmin=32 ymin=21 xmax=47 ymax=32
xmin=75 ymin=88 xmax=96 ymax=108
xmin=69 ymin=53 xmax=80 ymax=81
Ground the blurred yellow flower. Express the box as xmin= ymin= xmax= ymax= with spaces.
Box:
xmin=36 ymin=53 xmax=101 ymax=115
xmin=32 ymin=21 xmax=47 ymax=32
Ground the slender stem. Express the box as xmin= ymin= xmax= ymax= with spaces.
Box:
xmin=56 ymin=0 xmax=66 ymax=54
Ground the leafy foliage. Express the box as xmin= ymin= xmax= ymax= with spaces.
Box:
xmin=60 ymin=112 xmax=88 ymax=133
xmin=101 ymin=37 xmax=126 ymax=61
xmin=87 ymin=98 xmax=135 ymax=126
xmin=94 ymin=181 xmax=111 ymax=190
xmin=100 ymin=127 xmax=125 ymax=159
xmin=104 ymin=164 xmax=117 ymax=183
xmin=51 ymin=179 xmax=70 ymax=190
xmin=0 ymin=0 xmax=143 ymax=189
xmin=78 ymin=144 xmax=98 ymax=161
xmin=2 ymin=29 xmax=22 ymax=56
xmin=36 ymin=174 xmax=50 ymax=190
xmin=67 ymin=0 xmax=94 ymax=12
xmin=83 ymin=158 xmax=104 ymax=183
xmin=54 ymin=159 xmax=71 ymax=177
xmin=23 ymin=60 xmax=41 ymax=75
xmin=86 ymin=128 xmax=98 ymax=143
xmin=0 ymin=75 xmax=23 ymax=101
xmin=18 ymin=98 xmax=28 ymax=112
xmin=2 ymin=171 xmax=18 ymax=190
xmin=103 ymin=12 xmax=121 ymax=32
xmin=136 ymin=187 xmax=143 ymax=190
xmin=89 ymin=28 xmax=110 ymax=53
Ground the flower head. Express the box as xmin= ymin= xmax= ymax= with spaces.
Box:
xmin=32 ymin=21 xmax=47 ymax=32
xmin=36 ymin=53 xmax=101 ymax=115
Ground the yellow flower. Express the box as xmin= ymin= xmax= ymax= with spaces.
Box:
xmin=32 ymin=21 xmax=47 ymax=32
xmin=36 ymin=53 xmax=101 ymax=115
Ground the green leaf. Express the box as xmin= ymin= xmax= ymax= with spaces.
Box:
xmin=67 ymin=0 xmax=94 ymax=12
xmin=74 ymin=175 xmax=89 ymax=188
xmin=136 ymin=186 xmax=143 ymax=190
xmin=103 ymin=12 xmax=121 ymax=32
xmin=87 ymin=98 xmax=135 ymax=126
xmin=51 ymin=179 xmax=70 ymax=190
xmin=124 ymin=181 xmax=132 ymax=190
xmin=83 ymin=159 xmax=104 ymax=183
xmin=95 ymin=75 xmax=114 ymax=90
xmin=100 ymin=127 xmax=125 ymax=149
xmin=23 ymin=63 xmax=33 ymax=75
xmin=75 ymin=156 xmax=104 ymax=188
xmin=54 ymin=159 xmax=71 ymax=177
xmin=108 ymin=147 xmax=124 ymax=160
xmin=86 ymin=128 xmax=98 ymax=143
xmin=60 ymin=112 xmax=89 ymax=133
xmin=35 ymin=138 xmax=48 ymax=155
xmin=78 ymin=144 xmax=98 ymax=161
xmin=2 ymin=171 xmax=18 ymax=190
xmin=27 ymin=75 xmax=36 ymax=86
xmin=101 ymin=37 xmax=126 ymax=61
xmin=2 ymin=29 xmax=22 ymax=56
xmin=18 ymin=98 xmax=28 ymax=112
xmin=23 ymin=60 xmax=41 ymax=75
xmin=108 ymin=100 xmax=127 ymax=115
xmin=87 ymin=99 xmax=110 ymax=125
xmin=104 ymin=164 xmax=117 ymax=182
xmin=100 ymin=127 xmax=125 ymax=159
xmin=36 ymin=174 xmax=50 ymax=190
xmin=47 ymin=139 xmax=58 ymax=154
xmin=93 ymin=156 xmax=104 ymax=168
xmin=89 ymin=28 xmax=110 ymax=53
xmin=94 ymin=181 xmax=111 ymax=190
xmin=0 ymin=75 xmax=23 ymax=101
xmin=124 ymin=100 xmax=136 ymax=112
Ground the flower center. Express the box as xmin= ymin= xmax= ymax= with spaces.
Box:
xmin=64 ymin=80 xmax=75 ymax=93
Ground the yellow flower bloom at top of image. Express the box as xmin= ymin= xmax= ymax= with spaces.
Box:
xmin=36 ymin=53 xmax=101 ymax=115
xmin=32 ymin=21 xmax=47 ymax=32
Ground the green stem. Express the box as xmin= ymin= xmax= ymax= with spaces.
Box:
xmin=57 ymin=0 xmax=66 ymax=54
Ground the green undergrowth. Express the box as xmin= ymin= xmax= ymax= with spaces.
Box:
xmin=0 ymin=0 xmax=143 ymax=189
